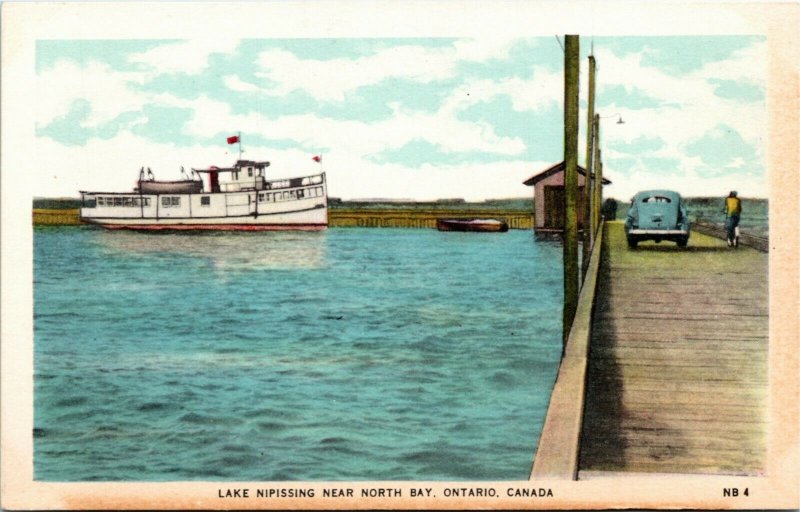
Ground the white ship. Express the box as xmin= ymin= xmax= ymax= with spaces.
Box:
xmin=80 ymin=159 xmax=327 ymax=231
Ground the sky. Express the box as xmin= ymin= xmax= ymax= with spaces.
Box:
xmin=34 ymin=36 xmax=767 ymax=201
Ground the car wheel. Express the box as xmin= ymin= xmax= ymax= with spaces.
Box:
xmin=627 ymin=236 xmax=638 ymax=249
xmin=677 ymin=236 xmax=688 ymax=247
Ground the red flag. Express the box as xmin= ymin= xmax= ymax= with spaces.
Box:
xmin=312 ymin=155 xmax=322 ymax=163
xmin=227 ymin=135 xmax=239 ymax=144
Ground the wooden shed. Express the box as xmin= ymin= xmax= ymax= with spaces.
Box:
xmin=523 ymin=161 xmax=611 ymax=234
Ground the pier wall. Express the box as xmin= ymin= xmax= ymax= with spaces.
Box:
xmin=32 ymin=208 xmax=534 ymax=229
xmin=529 ymin=221 xmax=605 ymax=480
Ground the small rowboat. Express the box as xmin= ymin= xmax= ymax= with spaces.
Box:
xmin=436 ymin=218 xmax=509 ymax=232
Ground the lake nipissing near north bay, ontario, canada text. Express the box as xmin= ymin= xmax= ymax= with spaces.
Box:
xmin=34 ymin=228 xmax=562 ymax=481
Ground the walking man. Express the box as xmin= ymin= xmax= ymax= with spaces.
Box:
xmin=724 ymin=191 xmax=742 ymax=247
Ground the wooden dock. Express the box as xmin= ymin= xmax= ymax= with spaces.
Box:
xmin=579 ymin=221 xmax=768 ymax=477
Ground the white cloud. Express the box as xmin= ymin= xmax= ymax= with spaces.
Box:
xmin=33 ymin=37 xmax=769 ymax=201
xmin=253 ymin=47 xmax=448 ymax=102
xmin=251 ymin=37 xmax=522 ymax=103
xmin=222 ymin=75 xmax=263 ymax=93
xmin=436 ymin=66 xmax=562 ymax=116
xmin=36 ymin=60 xmax=150 ymax=127
xmin=574 ymin=40 xmax=767 ymax=200
xmin=129 ymin=39 xmax=241 ymax=75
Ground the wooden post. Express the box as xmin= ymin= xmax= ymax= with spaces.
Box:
xmin=563 ymin=35 xmax=580 ymax=350
xmin=582 ymin=55 xmax=596 ymax=280
xmin=597 ymin=150 xmax=604 ymax=228
xmin=592 ymin=115 xmax=601 ymax=235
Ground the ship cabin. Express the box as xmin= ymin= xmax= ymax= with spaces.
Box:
xmin=196 ymin=159 xmax=272 ymax=193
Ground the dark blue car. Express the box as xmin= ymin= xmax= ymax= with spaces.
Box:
xmin=624 ymin=190 xmax=690 ymax=248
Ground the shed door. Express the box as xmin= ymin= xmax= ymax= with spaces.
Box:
xmin=544 ymin=185 xmax=585 ymax=229
xmin=544 ymin=186 xmax=565 ymax=229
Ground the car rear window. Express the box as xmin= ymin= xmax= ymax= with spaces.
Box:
xmin=642 ymin=196 xmax=672 ymax=203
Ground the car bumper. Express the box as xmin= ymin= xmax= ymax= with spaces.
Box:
xmin=627 ymin=229 xmax=688 ymax=235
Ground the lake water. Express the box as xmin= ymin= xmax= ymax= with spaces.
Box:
xmin=34 ymin=227 xmax=563 ymax=481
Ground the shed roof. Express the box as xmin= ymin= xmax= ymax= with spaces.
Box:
xmin=522 ymin=161 xmax=612 ymax=186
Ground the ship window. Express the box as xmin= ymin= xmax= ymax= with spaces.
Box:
xmin=247 ymin=168 xmax=253 ymax=177
xmin=297 ymin=189 xmax=305 ymax=199
xmin=171 ymin=197 xmax=180 ymax=206
xmin=97 ymin=197 xmax=105 ymax=206
xmin=162 ymin=196 xmax=180 ymax=207
xmin=233 ymin=171 xmax=239 ymax=180
xmin=290 ymin=190 xmax=297 ymax=200
xmin=258 ymin=193 xmax=265 ymax=202
xmin=283 ymin=191 xmax=290 ymax=200
xmin=201 ymin=196 xmax=210 ymax=206
xmin=123 ymin=197 xmax=133 ymax=207
xmin=143 ymin=198 xmax=151 ymax=207
xmin=114 ymin=197 xmax=123 ymax=206
xmin=133 ymin=198 xmax=140 ymax=206
xmin=162 ymin=196 xmax=170 ymax=207
xmin=316 ymin=187 xmax=323 ymax=196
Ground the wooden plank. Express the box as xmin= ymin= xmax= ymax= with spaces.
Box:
xmin=577 ymin=222 xmax=768 ymax=477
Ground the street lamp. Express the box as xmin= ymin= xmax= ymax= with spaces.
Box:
xmin=599 ymin=113 xmax=625 ymax=124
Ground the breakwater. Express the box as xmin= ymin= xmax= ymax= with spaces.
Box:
xmin=33 ymin=209 xmax=83 ymax=226
xmin=32 ymin=208 xmax=533 ymax=230
xmin=329 ymin=208 xmax=532 ymax=229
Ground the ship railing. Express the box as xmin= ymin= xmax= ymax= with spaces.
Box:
xmin=264 ymin=173 xmax=325 ymax=191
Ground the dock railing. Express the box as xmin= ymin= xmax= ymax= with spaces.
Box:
xmin=530 ymin=220 xmax=605 ymax=480
xmin=691 ymin=220 xmax=769 ymax=252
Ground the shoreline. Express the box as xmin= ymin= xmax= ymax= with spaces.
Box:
xmin=32 ymin=208 xmax=535 ymax=230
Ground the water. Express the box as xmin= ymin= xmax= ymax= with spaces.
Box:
xmin=34 ymin=227 xmax=564 ymax=481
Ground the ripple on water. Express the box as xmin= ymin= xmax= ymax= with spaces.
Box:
xmin=34 ymin=228 xmax=563 ymax=481
xmin=54 ymin=396 xmax=89 ymax=407
xmin=137 ymin=402 xmax=175 ymax=412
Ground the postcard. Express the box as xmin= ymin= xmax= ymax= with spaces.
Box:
xmin=2 ymin=1 xmax=798 ymax=509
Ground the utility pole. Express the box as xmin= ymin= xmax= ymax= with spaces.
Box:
xmin=597 ymin=149 xmax=604 ymax=233
xmin=563 ymin=34 xmax=580 ymax=351
xmin=592 ymin=114 xmax=601 ymax=236
xmin=582 ymin=55 xmax=596 ymax=281
xmin=589 ymin=114 xmax=600 ymax=236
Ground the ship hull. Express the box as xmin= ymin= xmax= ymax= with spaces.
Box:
xmin=82 ymin=204 xmax=327 ymax=231
xmin=92 ymin=222 xmax=326 ymax=232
